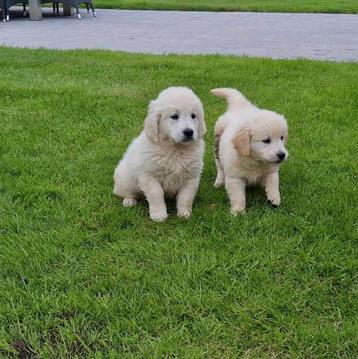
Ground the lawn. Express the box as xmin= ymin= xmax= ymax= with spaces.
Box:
xmin=94 ymin=0 xmax=358 ymax=14
xmin=0 ymin=47 xmax=357 ymax=358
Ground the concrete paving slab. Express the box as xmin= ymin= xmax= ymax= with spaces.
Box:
xmin=0 ymin=9 xmax=357 ymax=61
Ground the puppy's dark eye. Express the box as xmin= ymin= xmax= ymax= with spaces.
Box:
xmin=263 ymin=138 xmax=271 ymax=144
xmin=280 ymin=136 xmax=284 ymax=140
xmin=170 ymin=114 xmax=179 ymax=120
xmin=191 ymin=113 xmax=196 ymax=119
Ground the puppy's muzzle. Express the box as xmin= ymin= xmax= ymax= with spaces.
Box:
xmin=276 ymin=152 xmax=286 ymax=162
xmin=183 ymin=128 xmax=194 ymax=142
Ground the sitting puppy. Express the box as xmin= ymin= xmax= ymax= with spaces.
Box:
xmin=211 ymin=88 xmax=288 ymax=214
xmin=113 ymin=87 xmax=206 ymax=222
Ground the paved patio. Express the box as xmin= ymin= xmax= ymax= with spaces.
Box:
xmin=0 ymin=9 xmax=357 ymax=61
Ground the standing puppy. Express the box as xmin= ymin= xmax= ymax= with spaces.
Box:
xmin=113 ymin=87 xmax=206 ymax=222
xmin=211 ymin=88 xmax=288 ymax=214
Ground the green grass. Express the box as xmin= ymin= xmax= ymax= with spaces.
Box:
xmin=94 ymin=0 xmax=358 ymax=14
xmin=0 ymin=47 xmax=357 ymax=358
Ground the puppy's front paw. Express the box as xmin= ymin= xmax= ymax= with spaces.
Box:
xmin=230 ymin=205 xmax=245 ymax=215
xmin=123 ymin=198 xmax=137 ymax=207
xmin=150 ymin=210 xmax=168 ymax=222
xmin=214 ymin=178 xmax=224 ymax=188
xmin=267 ymin=192 xmax=281 ymax=207
xmin=177 ymin=208 xmax=192 ymax=219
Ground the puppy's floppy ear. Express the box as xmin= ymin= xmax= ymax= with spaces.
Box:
xmin=232 ymin=128 xmax=251 ymax=156
xmin=144 ymin=100 xmax=160 ymax=143
xmin=197 ymin=105 xmax=206 ymax=139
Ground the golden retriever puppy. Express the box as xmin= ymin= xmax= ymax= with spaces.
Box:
xmin=211 ymin=88 xmax=288 ymax=214
xmin=113 ymin=87 xmax=206 ymax=222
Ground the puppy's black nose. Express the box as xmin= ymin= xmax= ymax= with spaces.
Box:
xmin=183 ymin=128 xmax=194 ymax=138
xmin=277 ymin=152 xmax=286 ymax=161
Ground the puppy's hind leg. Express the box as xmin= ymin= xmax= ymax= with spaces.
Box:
xmin=123 ymin=198 xmax=137 ymax=207
xmin=113 ymin=170 xmax=138 ymax=207
xmin=113 ymin=178 xmax=122 ymax=197
xmin=214 ymin=158 xmax=225 ymax=188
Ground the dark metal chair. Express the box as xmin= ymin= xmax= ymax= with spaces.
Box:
xmin=0 ymin=0 xmax=6 ymax=21
xmin=8 ymin=0 xmax=71 ymax=21
xmin=39 ymin=0 xmax=63 ymax=15
xmin=61 ymin=0 xmax=95 ymax=19
xmin=3 ymin=0 xmax=95 ymax=20
xmin=2 ymin=0 xmax=28 ymax=21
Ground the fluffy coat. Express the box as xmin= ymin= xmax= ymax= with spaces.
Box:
xmin=211 ymin=88 xmax=288 ymax=214
xmin=114 ymin=87 xmax=206 ymax=221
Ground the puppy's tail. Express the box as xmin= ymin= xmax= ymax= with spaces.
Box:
xmin=210 ymin=88 xmax=252 ymax=112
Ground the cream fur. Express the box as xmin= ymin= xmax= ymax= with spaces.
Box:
xmin=113 ymin=87 xmax=206 ymax=222
xmin=211 ymin=88 xmax=288 ymax=214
